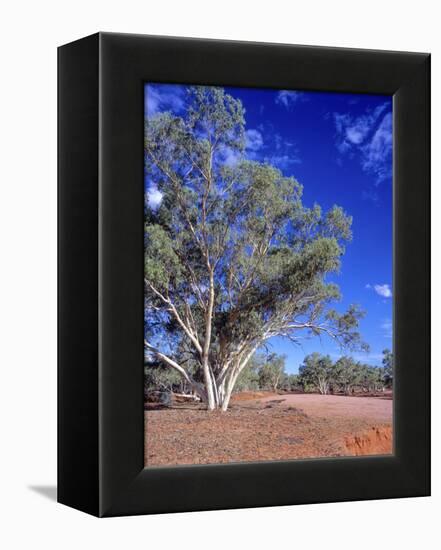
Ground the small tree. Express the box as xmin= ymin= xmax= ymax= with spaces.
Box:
xmin=144 ymin=360 xmax=184 ymax=406
xmin=299 ymin=353 xmax=334 ymax=395
xmin=258 ymin=353 xmax=287 ymax=391
xmin=382 ymin=348 xmax=393 ymax=388
xmin=234 ymin=354 xmax=262 ymax=392
xmin=334 ymin=356 xmax=361 ymax=395
xmin=356 ymin=363 xmax=374 ymax=392
xmin=145 ymin=360 xmax=182 ymax=393
xmin=284 ymin=373 xmax=302 ymax=392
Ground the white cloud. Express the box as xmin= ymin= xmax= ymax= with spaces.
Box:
xmin=346 ymin=126 xmax=366 ymax=145
xmin=245 ymin=129 xmax=263 ymax=151
xmin=218 ymin=129 xmax=264 ymax=166
xmin=360 ymin=112 xmax=393 ymax=181
xmin=266 ymin=153 xmax=301 ymax=170
xmin=145 ymin=84 xmax=184 ymax=117
xmin=381 ymin=319 xmax=393 ymax=338
xmin=374 ymin=284 xmax=392 ymax=298
xmin=218 ymin=145 xmax=242 ymax=167
xmin=332 ymin=103 xmax=392 ymax=184
xmin=251 ymin=123 xmax=302 ymax=170
xmin=366 ymin=282 xmax=393 ymax=298
xmin=275 ymin=90 xmax=304 ymax=109
xmin=147 ymin=185 xmax=163 ymax=209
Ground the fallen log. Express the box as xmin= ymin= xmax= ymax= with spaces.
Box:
xmin=172 ymin=392 xmax=201 ymax=402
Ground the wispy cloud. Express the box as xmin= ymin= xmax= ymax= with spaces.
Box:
xmin=380 ymin=319 xmax=393 ymax=339
xmin=217 ymin=128 xmax=264 ymax=167
xmin=275 ymin=90 xmax=306 ymax=110
xmin=361 ymin=189 xmax=379 ymax=204
xmin=251 ymin=125 xmax=302 ymax=170
xmin=266 ymin=153 xmax=301 ymax=169
xmin=360 ymin=112 xmax=393 ymax=182
xmin=145 ymin=84 xmax=185 ymax=117
xmin=332 ymin=103 xmax=392 ymax=185
xmin=245 ymin=129 xmax=264 ymax=151
xmin=366 ymin=283 xmax=392 ymax=298
xmin=330 ymin=351 xmax=384 ymax=365
xmin=352 ymin=352 xmax=384 ymax=365
xmin=218 ymin=146 xmax=242 ymax=167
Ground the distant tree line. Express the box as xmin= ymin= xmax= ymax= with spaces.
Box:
xmin=145 ymin=348 xmax=393 ymax=400
xmin=298 ymin=349 xmax=393 ymax=395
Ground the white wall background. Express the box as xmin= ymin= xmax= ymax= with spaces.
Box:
xmin=0 ymin=1 xmax=439 ymax=547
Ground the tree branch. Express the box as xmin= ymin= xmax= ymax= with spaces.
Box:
xmin=144 ymin=340 xmax=206 ymax=397
xmin=145 ymin=279 xmax=203 ymax=355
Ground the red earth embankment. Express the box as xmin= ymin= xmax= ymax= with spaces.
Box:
xmin=344 ymin=425 xmax=393 ymax=456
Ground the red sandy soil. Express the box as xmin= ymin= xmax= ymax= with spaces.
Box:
xmin=231 ymin=390 xmax=279 ymax=401
xmin=256 ymin=393 xmax=392 ymax=422
xmin=144 ymin=392 xmax=393 ymax=467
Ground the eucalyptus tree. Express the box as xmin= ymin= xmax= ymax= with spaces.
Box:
xmin=234 ymin=353 xmax=262 ymax=392
xmin=258 ymin=353 xmax=287 ymax=392
xmin=284 ymin=373 xmax=302 ymax=392
xmin=357 ymin=363 xmax=387 ymax=393
xmin=298 ymin=353 xmax=335 ymax=395
xmin=144 ymin=360 xmax=182 ymax=393
xmin=357 ymin=363 xmax=378 ymax=393
xmin=382 ymin=348 xmax=393 ymax=388
xmin=334 ymin=356 xmax=362 ymax=395
xmin=144 ymin=86 xmax=367 ymax=410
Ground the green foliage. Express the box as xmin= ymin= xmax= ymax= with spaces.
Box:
xmin=258 ymin=353 xmax=287 ymax=391
xmin=144 ymin=224 xmax=182 ymax=288
xmin=144 ymin=361 xmax=182 ymax=392
xmin=187 ymin=86 xmax=245 ymax=151
xmin=234 ymin=355 xmax=262 ymax=392
xmin=284 ymin=373 xmax=302 ymax=391
xmin=298 ymin=352 xmax=391 ymax=395
xmin=382 ymin=348 xmax=393 ymax=388
xmin=298 ymin=353 xmax=334 ymax=394
xmin=334 ymin=356 xmax=361 ymax=394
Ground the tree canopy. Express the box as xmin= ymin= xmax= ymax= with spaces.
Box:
xmin=299 ymin=352 xmax=334 ymax=395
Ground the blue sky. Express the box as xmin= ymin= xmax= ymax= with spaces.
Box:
xmin=145 ymin=83 xmax=393 ymax=373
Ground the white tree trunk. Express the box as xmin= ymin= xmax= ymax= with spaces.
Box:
xmin=317 ymin=377 xmax=329 ymax=395
xmin=203 ymin=364 xmax=216 ymax=410
xmin=147 ymin=334 xmax=258 ymax=411
xmin=221 ymin=385 xmax=234 ymax=411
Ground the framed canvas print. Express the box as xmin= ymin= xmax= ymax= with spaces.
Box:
xmin=58 ymin=32 xmax=430 ymax=516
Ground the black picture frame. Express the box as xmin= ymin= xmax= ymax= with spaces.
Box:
xmin=58 ymin=32 xmax=430 ymax=517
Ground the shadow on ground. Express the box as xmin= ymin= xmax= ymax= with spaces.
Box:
xmin=28 ymin=485 xmax=57 ymax=502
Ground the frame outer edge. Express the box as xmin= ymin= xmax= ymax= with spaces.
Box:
xmin=92 ymin=33 xmax=431 ymax=516
xmin=57 ymin=33 xmax=101 ymax=517
xmin=393 ymin=54 xmax=431 ymax=495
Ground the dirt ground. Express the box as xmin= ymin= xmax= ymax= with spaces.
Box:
xmin=257 ymin=392 xmax=392 ymax=422
xmin=144 ymin=392 xmax=393 ymax=467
